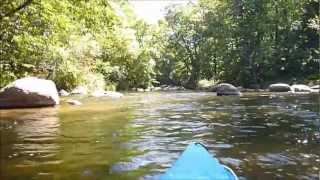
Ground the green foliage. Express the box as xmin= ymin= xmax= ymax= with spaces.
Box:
xmin=83 ymin=72 xmax=106 ymax=92
xmin=52 ymin=60 xmax=85 ymax=91
xmin=198 ymin=79 xmax=218 ymax=89
xmin=0 ymin=0 xmax=318 ymax=90
xmin=0 ymin=0 xmax=157 ymax=90
xmin=155 ymin=0 xmax=319 ymax=88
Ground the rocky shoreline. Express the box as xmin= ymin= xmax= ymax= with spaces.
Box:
xmin=0 ymin=77 xmax=318 ymax=109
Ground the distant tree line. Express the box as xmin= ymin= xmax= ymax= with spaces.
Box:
xmin=155 ymin=0 xmax=319 ymax=89
xmin=0 ymin=0 xmax=319 ymax=90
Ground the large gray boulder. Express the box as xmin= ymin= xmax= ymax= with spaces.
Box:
xmin=268 ymin=83 xmax=292 ymax=92
xmin=0 ymin=77 xmax=59 ymax=108
xmin=216 ymin=83 xmax=241 ymax=96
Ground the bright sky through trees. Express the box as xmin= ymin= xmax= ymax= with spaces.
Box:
xmin=129 ymin=0 xmax=196 ymax=24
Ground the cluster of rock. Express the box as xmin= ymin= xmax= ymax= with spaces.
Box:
xmin=131 ymin=85 xmax=186 ymax=92
xmin=0 ymin=77 xmax=318 ymax=109
xmin=156 ymin=85 xmax=186 ymax=91
xmin=131 ymin=83 xmax=318 ymax=96
xmin=65 ymin=99 xmax=82 ymax=106
xmin=60 ymin=87 xmax=124 ymax=106
xmin=59 ymin=87 xmax=124 ymax=98
xmin=0 ymin=77 xmax=124 ymax=109
xmin=90 ymin=90 xmax=124 ymax=98
xmin=268 ymin=83 xmax=319 ymax=93
xmin=210 ymin=82 xmax=319 ymax=96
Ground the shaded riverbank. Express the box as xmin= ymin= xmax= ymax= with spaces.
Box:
xmin=1 ymin=92 xmax=320 ymax=179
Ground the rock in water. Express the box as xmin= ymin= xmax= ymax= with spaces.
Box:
xmin=216 ymin=83 xmax=241 ymax=96
xmin=137 ymin=88 xmax=144 ymax=92
xmin=66 ymin=99 xmax=82 ymax=105
xmin=310 ymin=85 xmax=319 ymax=93
xmin=291 ymin=84 xmax=312 ymax=93
xmin=268 ymin=83 xmax=292 ymax=92
xmin=153 ymin=87 xmax=162 ymax=91
xmin=71 ymin=86 xmax=88 ymax=95
xmin=59 ymin=89 xmax=70 ymax=96
xmin=90 ymin=90 xmax=106 ymax=97
xmin=90 ymin=90 xmax=124 ymax=98
xmin=0 ymin=77 xmax=59 ymax=108
xmin=105 ymin=91 xmax=123 ymax=98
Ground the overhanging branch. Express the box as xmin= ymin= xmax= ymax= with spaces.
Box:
xmin=0 ymin=0 xmax=33 ymax=20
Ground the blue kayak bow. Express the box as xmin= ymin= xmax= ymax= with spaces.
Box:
xmin=160 ymin=142 xmax=238 ymax=180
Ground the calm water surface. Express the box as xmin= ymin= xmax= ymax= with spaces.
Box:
xmin=0 ymin=92 xmax=319 ymax=179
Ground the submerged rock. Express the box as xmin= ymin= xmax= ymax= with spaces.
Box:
xmin=66 ymin=99 xmax=82 ymax=105
xmin=237 ymin=87 xmax=260 ymax=92
xmin=90 ymin=90 xmax=123 ymax=98
xmin=0 ymin=77 xmax=59 ymax=108
xmin=215 ymin=83 xmax=241 ymax=96
xmin=268 ymin=83 xmax=291 ymax=92
xmin=161 ymin=85 xmax=185 ymax=91
xmin=137 ymin=85 xmax=185 ymax=92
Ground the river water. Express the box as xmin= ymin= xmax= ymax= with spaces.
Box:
xmin=0 ymin=92 xmax=319 ymax=179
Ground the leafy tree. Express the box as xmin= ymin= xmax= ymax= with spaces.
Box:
xmin=1 ymin=0 xmax=318 ymax=90
xmin=0 ymin=0 xmax=157 ymax=90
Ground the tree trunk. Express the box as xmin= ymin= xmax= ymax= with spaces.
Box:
xmin=185 ymin=59 xmax=200 ymax=89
